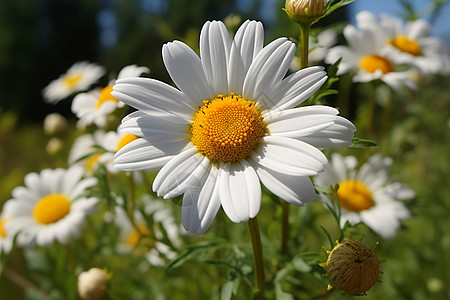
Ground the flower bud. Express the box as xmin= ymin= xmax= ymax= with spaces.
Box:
xmin=320 ymin=240 xmax=380 ymax=295
xmin=284 ymin=0 xmax=326 ymax=24
xmin=77 ymin=268 xmax=110 ymax=300
xmin=46 ymin=137 xmax=64 ymax=155
xmin=43 ymin=113 xmax=67 ymax=136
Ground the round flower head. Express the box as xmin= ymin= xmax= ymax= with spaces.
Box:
xmin=69 ymin=129 xmax=139 ymax=174
xmin=2 ymin=166 xmax=98 ymax=247
xmin=315 ymin=153 xmax=414 ymax=239
xmin=43 ymin=61 xmax=106 ymax=104
xmin=72 ymin=65 xmax=149 ymax=128
xmin=325 ymin=11 xmax=416 ymax=90
xmin=320 ymin=240 xmax=380 ymax=295
xmin=77 ymin=267 xmax=110 ymax=300
xmin=0 ymin=213 xmax=13 ymax=254
xmin=112 ymin=195 xmax=181 ymax=266
xmin=378 ymin=13 xmax=447 ymax=75
xmin=113 ymin=20 xmax=356 ymax=234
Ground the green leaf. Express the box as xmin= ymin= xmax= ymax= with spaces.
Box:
xmin=349 ymin=137 xmax=378 ymax=148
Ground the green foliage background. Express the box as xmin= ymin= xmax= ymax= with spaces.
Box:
xmin=1 ymin=0 xmax=449 ymax=299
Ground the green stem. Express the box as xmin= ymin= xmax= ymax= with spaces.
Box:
xmin=247 ymin=217 xmax=265 ymax=296
xmin=300 ymin=24 xmax=311 ymax=69
xmin=280 ymin=201 xmax=289 ymax=255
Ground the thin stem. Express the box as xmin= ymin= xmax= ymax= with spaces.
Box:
xmin=300 ymin=24 xmax=311 ymax=69
xmin=280 ymin=201 xmax=289 ymax=255
xmin=247 ymin=217 xmax=265 ymax=296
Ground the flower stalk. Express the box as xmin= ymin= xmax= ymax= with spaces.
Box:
xmin=247 ymin=217 xmax=265 ymax=295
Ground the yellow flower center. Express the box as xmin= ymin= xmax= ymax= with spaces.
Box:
xmin=191 ymin=93 xmax=266 ymax=162
xmin=63 ymin=73 xmax=82 ymax=88
xmin=337 ymin=180 xmax=374 ymax=212
xmin=116 ymin=134 xmax=139 ymax=151
xmin=86 ymin=153 xmax=102 ymax=171
xmin=126 ymin=224 xmax=152 ymax=246
xmin=0 ymin=218 xmax=9 ymax=237
xmin=96 ymin=85 xmax=120 ymax=109
xmin=359 ymin=55 xmax=394 ymax=74
xmin=388 ymin=35 xmax=421 ymax=56
xmin=33 ymin=194 xmax=71 ymax=224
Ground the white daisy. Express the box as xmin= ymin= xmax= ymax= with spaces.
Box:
xmin=43 ymin=61 xmax=106 ymax=104
xmin=0 ymin=213 xmax=14 ymax=254
xmin=69 ymin=129 xmax=140 ymax=174
xmin=113 ymin=20 xmax=356 ymax=234
xmin=72 ymin=65 xmax=149 ymax=128
xmin=315 ymin=153 xmax=414 ymax=239
xmin=113 ymin=195 xmax=181 ymax=266
xmin=378 ymin=13 xmax=447 ymax=75
xmin=2 ymin=166 xmax=98 ymax=247
xmin=325 ymin=11 xmax=416 ymax=90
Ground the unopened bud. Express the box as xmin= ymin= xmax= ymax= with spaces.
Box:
xmin=320 ymin=240 xmax=380 ymax=295
xmin=46 ymin=137 xmax=64 ymax=155
xmin=77 ymin=267 xmax=110 ymax=300
xmin=43 ymin=113 xmax=67 ymax=136
xmin=284 ymin=0 xmax=326 ymax=24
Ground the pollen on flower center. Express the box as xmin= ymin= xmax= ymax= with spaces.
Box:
xmin=359 ymin=55 xmax=394 ymax=74
xmin=96 ymin=85 xmax=120 ymax=109
xmin=337 ymin=180 xmax=374 ymax=212
xmin=33 ymin=193 xmax=71 ymax=224
xmin=116 ymin=134 xmax=139 ymax=151
xmin=190 ymin=93 xmax=267 ymax=162
xmin=63 ymin=74 xmax=82 ymax=88
xmin=388 ymin=35 xmax=421 ymax=56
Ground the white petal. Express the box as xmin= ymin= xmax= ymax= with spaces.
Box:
xmin=297 ymin=116 xmax=356 ymax=148
xmin=253 ymin=162 xmax=315 ymax=206
xmin=112 ymin=78 xmax=194 ymax=119
xmin=182 ymin=165 xmax=221 ymax=234
xmin=265 ymin=106 xmax=338 ymax=138
xmin=228 ymin=20 xmax=264 ymax=94
xmin=260 ymin=67 xmax=327 ymax=111
xmin=119 ymin=111 xmax=190 ymax=142
xmin=117 ymin=64 xmax=150 ymax=80
xmin=162 ymin=40 xmax=215 ymax=104
xmin=153 ymin=147 xmax=208 ymax=198
xmin=114 ymin=138 xmax=190 ymax=171
xmin=218 ymin=160 xmax=261 ymax=223
xmin=200 ymin=21 xmax=231 ymax=93
xmin=252 ymin=136 xmax=327 ymax=177
xmin=243 ymin=38 xmax=294 ymax=102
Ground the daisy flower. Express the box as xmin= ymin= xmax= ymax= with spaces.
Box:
xmin=315 ymin=153 xmax=414 ymax=239
xmin=2 ymin=166 xmax=98 ymax=247
xmin=0 ymin=212 xmax=14 ymax=254
xmin=377 ymin=13 xmax=447 ymax=75
xmin=69 ymin=129 xmax=139 ymax=174
xmin=325 ymin=11 xmax=416 ymax=90
xmin=113 ymin=20 xmax=356 ymax=234
xmin=72 ymin=65 xmax=149 ymax=129
xmin=43 ymin=61 xmax=106 ymax=104
xmin=112 ymin=195 xmax=181 ymax=266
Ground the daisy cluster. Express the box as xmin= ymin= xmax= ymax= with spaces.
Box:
xmin=2 ymin=4 xmax=446 ymax=297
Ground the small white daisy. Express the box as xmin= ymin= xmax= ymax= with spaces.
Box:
xmin=113 ymin=20 xmax=356 ymax=234
xmin=315 ymin=153 xmax=414 ymax=239
xmin=72 ymin=65 xmax=149 ymax=128
xmin=2 ymin=166 xmax=98 ymax=247
xmin=113 ymin=195 xmax=181 ymax=266
xmin=0 ymin=213 xmax=14 ymax=254
xmin=69 ymin=129 xmax=139 ymax=174
xmin=325 ymin=11 xmax=416 ymax=90
xmin=43 ymin=61 xmax=106 ymax=104
xmin=378 ymin=13 xmax=447 ymax=75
